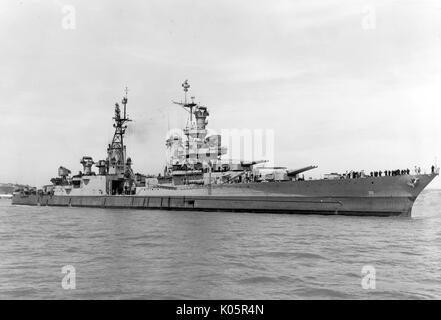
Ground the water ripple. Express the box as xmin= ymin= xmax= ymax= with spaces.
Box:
xmin=0 ymin=190 xmax=441 ymax=299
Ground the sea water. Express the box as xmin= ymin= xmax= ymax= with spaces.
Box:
xmin=0 ymin=190 xmax=440 ymax=299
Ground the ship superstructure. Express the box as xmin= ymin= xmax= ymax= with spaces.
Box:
xmin=164 ymin=79 xmax=228 ymax=185
xmin=105 ymin=88 xmax=135 ymax=194
xmin=50 ymin=88 xmax=136 ymax=196
xmin=163 ymin=80 xmax=308 ymax=187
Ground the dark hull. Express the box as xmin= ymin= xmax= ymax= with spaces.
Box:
xmin=12 ymin=174 xmax=436 ymax=217
xmin=9 ymin=194 xmax=420 ymax=217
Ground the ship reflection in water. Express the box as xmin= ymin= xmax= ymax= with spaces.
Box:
xmin=1 ymin=190 xmax=440 ymax=299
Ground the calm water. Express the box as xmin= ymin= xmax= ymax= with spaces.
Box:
xmin=0 ymin=190 xmax=440 ymax=300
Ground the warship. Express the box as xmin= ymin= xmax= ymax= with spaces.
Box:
xmin=12 ymin=81 xmax=438 ymax=216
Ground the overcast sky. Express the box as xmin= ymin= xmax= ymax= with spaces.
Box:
xmin=1 ymin=0 xmax=441 ymax=188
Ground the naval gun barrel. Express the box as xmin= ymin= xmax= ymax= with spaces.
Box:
xmin=287 ymin=165 xmax=318 ymax=177
xmin=240 ymin=160 xmax=269 ymax=167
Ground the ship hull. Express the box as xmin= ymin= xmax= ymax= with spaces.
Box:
xmin=12 ymin=194 xmax=416 ymax=217
xmin=12 ymin=174 xmax=436 ymax=217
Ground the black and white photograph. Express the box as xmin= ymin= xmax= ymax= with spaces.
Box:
xmin=1 ymin=0 xmax=441 ymax=306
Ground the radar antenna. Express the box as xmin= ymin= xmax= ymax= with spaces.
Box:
xmin=107 ymin=87 xmax=132 ymax=176
xmin=122 ymin=85 xmax=129 ymax=119
xmin=173 ymin=79 xmax=197 ymax=122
